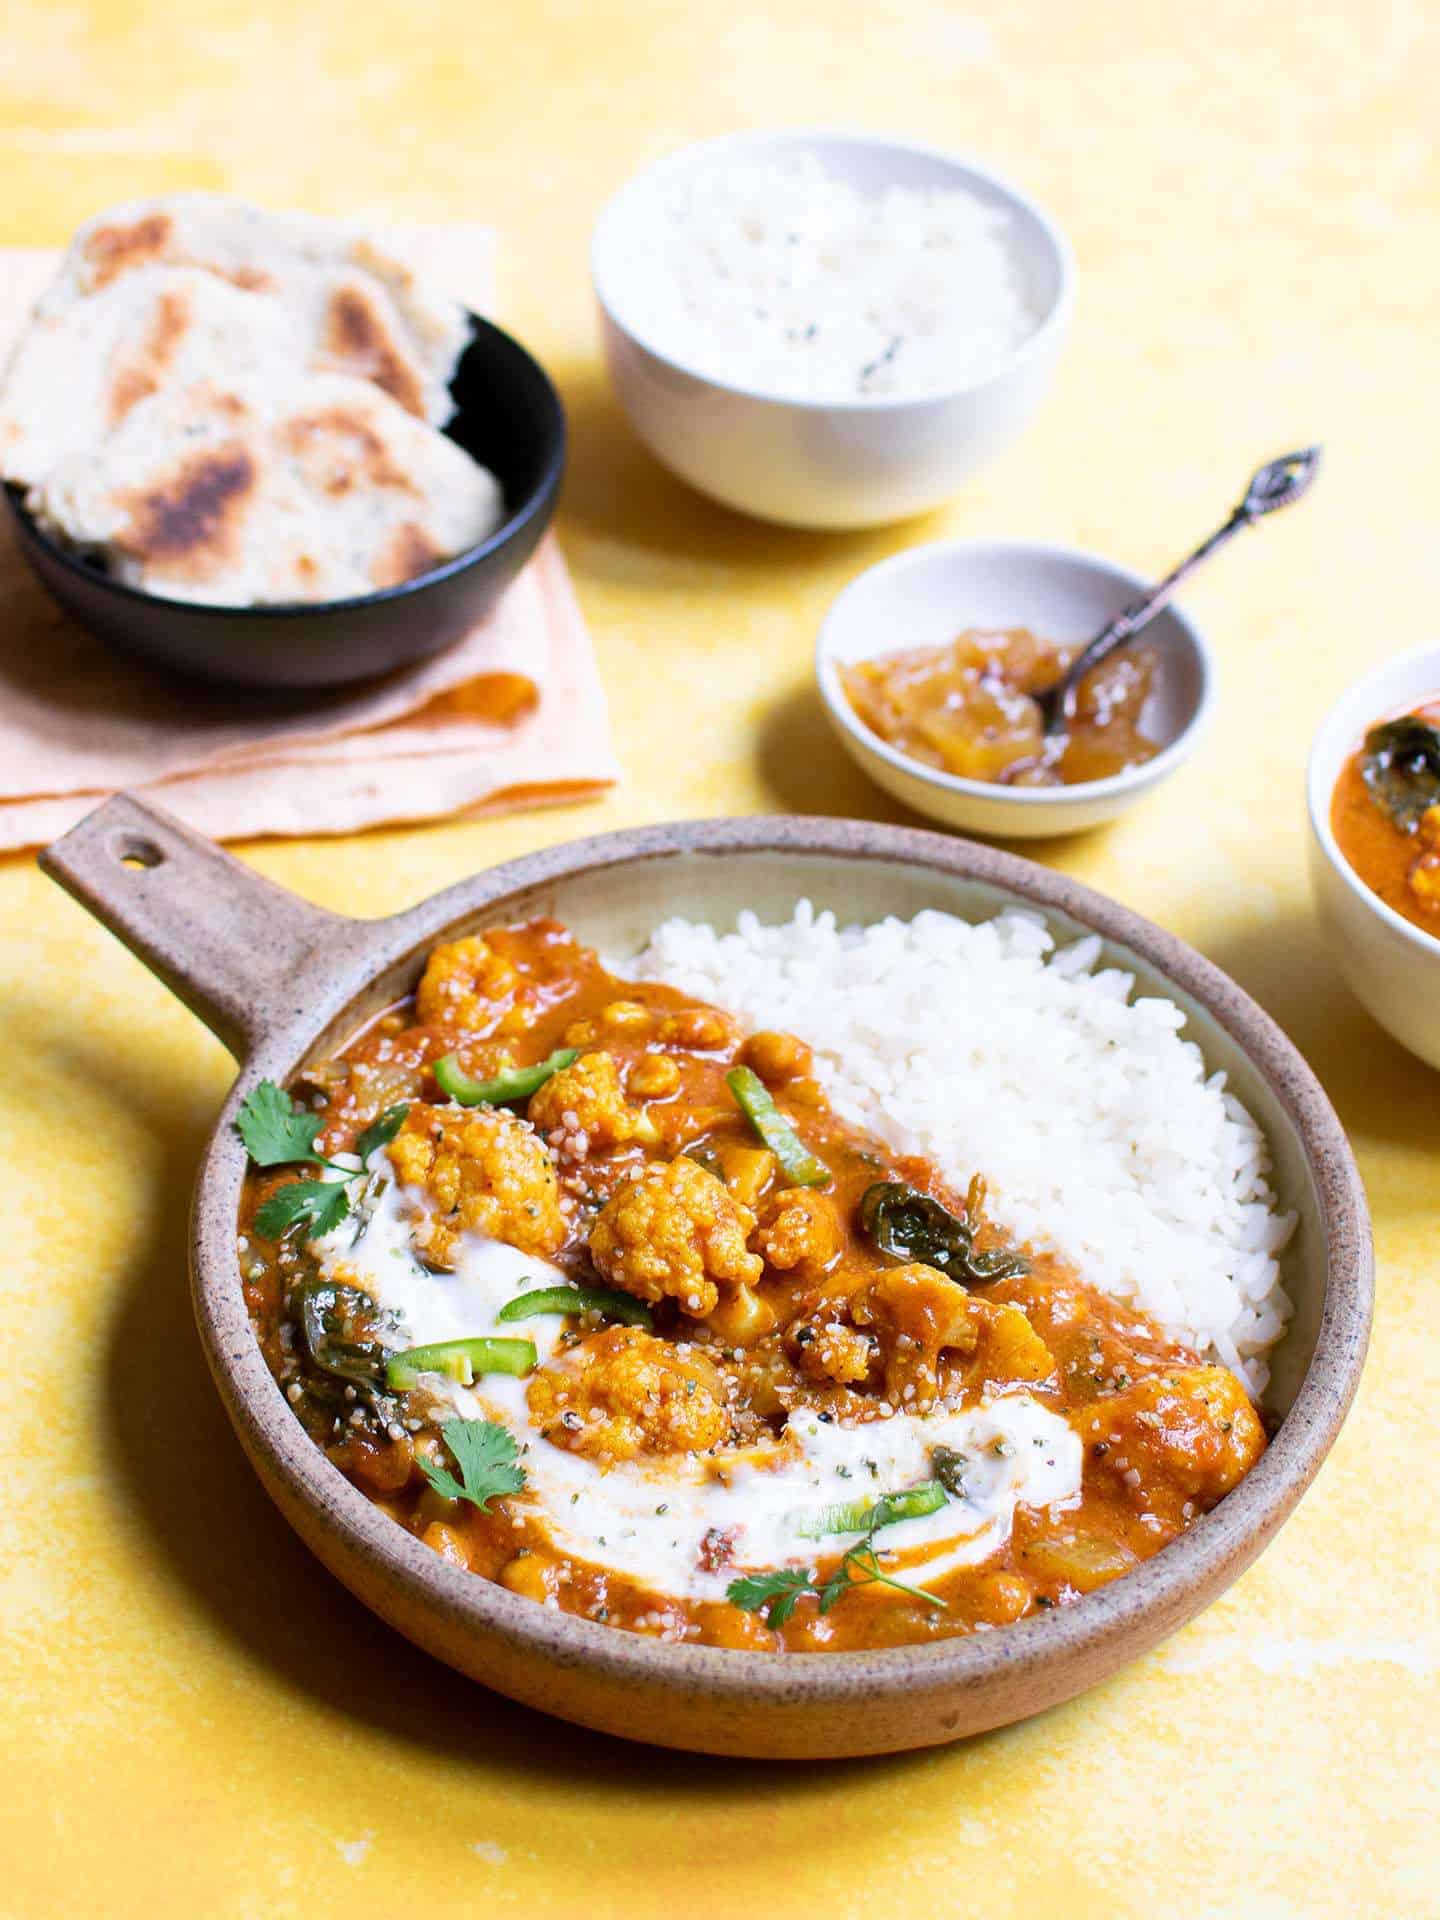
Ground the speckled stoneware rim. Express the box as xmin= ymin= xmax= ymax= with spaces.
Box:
xmin=40 ymin=800 xmax=1372 ymax=1733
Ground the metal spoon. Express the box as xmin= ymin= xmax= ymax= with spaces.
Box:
xmin=1033 ymin=447 xmax=1322 ymax=740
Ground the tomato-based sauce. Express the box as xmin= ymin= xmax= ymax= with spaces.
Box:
xmin=1331 ymin=700 xmax=1440 ymax=938
xmin=238 ymin=919 xmax=1266 ymax=1652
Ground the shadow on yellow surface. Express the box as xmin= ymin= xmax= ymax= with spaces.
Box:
xmin=1202 ymin=908 xmax=1440 ymax=1155
xmin=556 ymin=359 xmax=904 ymax=577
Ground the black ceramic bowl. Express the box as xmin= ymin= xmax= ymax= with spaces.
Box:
xmin=3 ymin=311 xmax=565 ymax=689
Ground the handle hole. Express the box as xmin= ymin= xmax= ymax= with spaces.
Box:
xmin=111 ymin=833 xmax=166 ymax=871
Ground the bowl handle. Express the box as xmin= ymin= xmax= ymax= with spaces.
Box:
xmin=38 ymin=793 xmax=353 ymax=1061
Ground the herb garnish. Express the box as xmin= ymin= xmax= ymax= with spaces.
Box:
xmin=355 ymin=1104 xmax=410 ymax=1161
xmin=727 ymin=1481 xmax=950 ymax=1627
xmin=257 ymin=1178 xmax=352 ymax=1243
xmin=236 ymin=1080 xmax=408 ymax=1242
xmin=237 ymin=1079 xmax=328 ymax=1167
xmin=418 ymin=1419 xmax=527 ymax=1513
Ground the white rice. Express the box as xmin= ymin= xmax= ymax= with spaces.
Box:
xmin=610 ymin=154 xmax=1038 ymax=400
xmin=621 ymin=903 xmax=1294 ymax=1399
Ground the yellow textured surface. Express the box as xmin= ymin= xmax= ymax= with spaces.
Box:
xmin=1 ymin=2 xmax=1437 ymax=1914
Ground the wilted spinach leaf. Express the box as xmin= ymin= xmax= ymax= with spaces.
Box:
xmin=293 ymin=1279 xmax=387 ymax=1388
xmin=1361 ymin=715 xmax=1440 ymax=832
xmin=858 ymin=1181 xmax=1028 ymax=1284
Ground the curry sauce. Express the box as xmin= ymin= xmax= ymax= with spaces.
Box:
xmin=1331 ymin=700 xmax=1440 ymax=938
xmin=238 ymin=919 xmax=1266 ymax=1652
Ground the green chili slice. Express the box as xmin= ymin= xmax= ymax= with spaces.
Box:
xmin=433 ymin=1046 xmax=579 ymax=1108
xmin=496 ymin=1285 xmax=653 ymax=1330
xmin=798 ymin=1479 xmax=948 ymax=1539
xmin=725 ymin=1066 xmax=831 ymax=1187
xmin=384 ymin=1336 xmax=537 ymax=1391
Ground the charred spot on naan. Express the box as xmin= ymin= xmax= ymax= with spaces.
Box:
xmin=106 ymin=286 xmax=193 ymax=428
xmin=113 ymin=442 xmax=258 ymax=583
xmin=82 ymin=213 xmax=174 ymax=291
xmin=324 ymin=282 xmax=426 ymax=419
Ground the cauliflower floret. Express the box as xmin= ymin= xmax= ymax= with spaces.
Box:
xmin=389 ymin=1102 xmax=565 ymax=1268
xmin=860 ymin=1263 xmax=980 ymax=1408
xmin=858 ymin=1265 xmax=1056 ymax=1409
xmin=788 ymin=1318 xmax=875 ymax=1385
xmin=1073 ymin=1366 xmax=1265 ymax=1515
xmin=755 ymin=1187 xmax=842 ymax=1276
xmin=528 ymin=1051 xmax=650 ymax=1150
xmin=589 ymin=1156 xmax=764 ymax=1329
xmin=415 ymin=935 xmax=519 ymax=1031
xmin=527 ymin=1327 xmax=728 ymax=1461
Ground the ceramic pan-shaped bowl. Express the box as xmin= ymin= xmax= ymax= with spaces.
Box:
xmin=40 ymin=796 xmax=1372 ymax=1759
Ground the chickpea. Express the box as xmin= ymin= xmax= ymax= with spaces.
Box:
xmin=421 ymin=1521 xmax=471 ymax=1569
xmin=741 ymin=1029 xmax=813 ymax=1085
xmin=660 ymin=1007 xmax=733 ymax=1051
xmin=600 ymin=998 xmax=653 ymax=1035
xmin=415 ymin=1483 xmax=461 ymax=1530
xmin=784 ymin=1607 xmax=838 ymax=1650
xmin=700 ymin=1601 xmax=775 ymax=1650
xmin=499 ymin=1551 xmax=557 ymax=1603
xmin=974 ymin=1571 xmax=1033 ymax=1624
xmin=629 ymin=1053 xmax=681 ymax=1099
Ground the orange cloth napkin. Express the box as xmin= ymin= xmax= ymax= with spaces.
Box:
xmin=0 ymin=231 xmax=617 ymax=851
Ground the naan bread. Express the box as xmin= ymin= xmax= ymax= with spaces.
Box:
xmin=34 ymin=193 xmax=471 ymax=425
xmin=0 ymin=266 xmax=295 ymax=488
xmin=29 ymin=373 xmax=504 ymax=607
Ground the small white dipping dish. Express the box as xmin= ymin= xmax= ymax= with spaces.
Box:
xmin=817 ymin=539 xmax=1214 ymax=837
xmin=591 ymin=129 xmax=1073 ymax=530
xmin=1308 ymin=643 xmax=1440 ymax=1070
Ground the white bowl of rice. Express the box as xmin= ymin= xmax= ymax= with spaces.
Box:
xmin=591 ymin=129 xmax=1073 ymax=529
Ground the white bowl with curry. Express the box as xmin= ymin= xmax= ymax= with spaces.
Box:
xmin=818 ymin=539 xmax=1214 ymax=837
xmin=1308 ymin=642 xmax=1440 ymax=1070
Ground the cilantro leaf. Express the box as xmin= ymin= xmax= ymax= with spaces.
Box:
xmin=419 ymin=1419 xmax=526 ymax=1513
xmin=356 ymin=1102 xmax=409 ymax=1162
xmin=236 ymin=1079 xmax=323 ymax=1166
xmin=254 ymin=1178 xmax=351 ymax=1242
xmin=725 ymin=1566 xmax=816 ymax=1628
xmin=729 ymin=1479 xmax=953 ymax=1629
xmin=817 ymin=1562 xmax=855 ymax=1615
